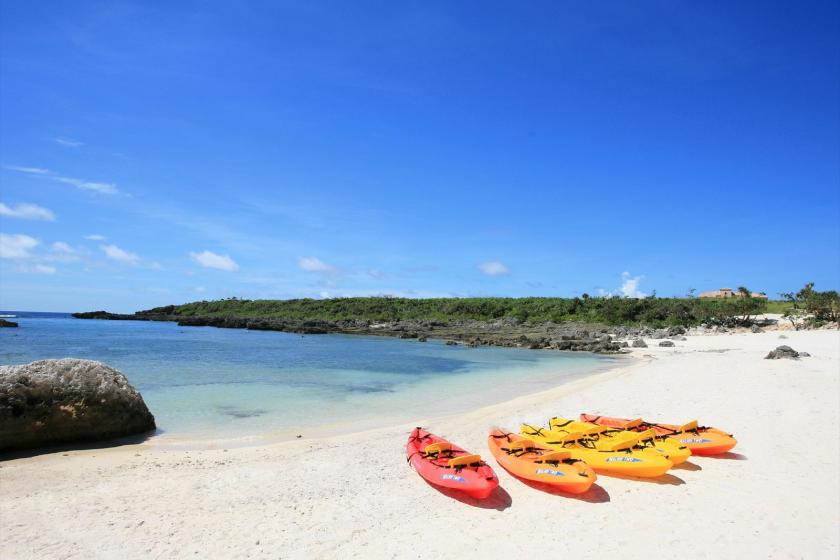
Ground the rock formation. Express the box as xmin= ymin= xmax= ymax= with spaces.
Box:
xmin=0 ymin=359 xmax=156 ymax=452
xmin=764 ymin=346 xmax=800 ymax=360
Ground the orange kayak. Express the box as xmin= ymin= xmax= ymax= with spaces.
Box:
xmin=407 ymin=427 xmax=499 ymax=499
xmin=488 ymin=427 xmax=596 ymax=494
xmin=579 ymin=414 xmax=737 ymax=455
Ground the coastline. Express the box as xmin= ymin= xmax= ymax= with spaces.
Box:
xmin=1 ymin=329 xmax=838 ymax=558
xmin=70 ymin=310 xmax=648 ymax=354
xmin=137 ymin=351 xmax=633 ymax=451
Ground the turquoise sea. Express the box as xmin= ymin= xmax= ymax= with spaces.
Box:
xmin=0 ymin=313 xmax=617 ymax=441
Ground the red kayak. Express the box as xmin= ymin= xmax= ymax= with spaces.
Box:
xmin=406 ymin=427 xmax=499 ymax=499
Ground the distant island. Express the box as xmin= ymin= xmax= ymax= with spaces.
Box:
xmin=73 ymin=285 xmax=838 ymax=352
xmin=72 ymin=293 xmax=776 ymax=353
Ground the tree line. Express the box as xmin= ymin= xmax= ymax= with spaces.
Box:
xmin=138 ymin=289 xmax=799 ymax=327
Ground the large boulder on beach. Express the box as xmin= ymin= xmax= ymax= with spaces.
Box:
xmin=631 ymin=338 xmax=648 ymax=348
xmin=0 ymin=359 xmax=156 ymax=452
xmin=764 ymin=345 xmax=799 ymax=360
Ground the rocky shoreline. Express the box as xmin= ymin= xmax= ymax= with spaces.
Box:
xmin=71 ymin=310 xmax=703 ymax=353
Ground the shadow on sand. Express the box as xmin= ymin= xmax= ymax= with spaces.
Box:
xmin=606 ymin=472 xmax=686 ymax=486
xmin=701 ymin=452 xmax=747 ymax=461
xmin=423 ymin=479 xmax=513 ymax=510
xmin=513 ymin=476 xmax=610 ymax=503
xmin=672 ymin=461 xmax=702 ymax=472
xmin=0 ymin=429 xmax=159 ymax=462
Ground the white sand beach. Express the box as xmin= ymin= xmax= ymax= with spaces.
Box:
xmin=1 ymin=329 xmax=838 ymax=559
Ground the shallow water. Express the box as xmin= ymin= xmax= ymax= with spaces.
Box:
xmin=0 ymin=312 xmax=618 ymax=440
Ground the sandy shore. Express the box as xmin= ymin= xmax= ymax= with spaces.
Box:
xmin=1 ymin=329 xmax=838 ymax=559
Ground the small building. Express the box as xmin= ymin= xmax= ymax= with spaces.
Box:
xmin=698 ymin=287 xmax=768 ymax=299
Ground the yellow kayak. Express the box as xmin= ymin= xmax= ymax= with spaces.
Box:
xmin=548 ymin=417 xmax=692 ymax=465
xmin=520 ymin=423 xmax=673 ymax=478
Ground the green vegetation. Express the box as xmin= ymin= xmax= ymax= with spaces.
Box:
xmin=763 ymin=300 xmax=795 ymax=314
xmin=140 ymin=293 xmax=768 ymax=327
xmin=780 ymin=283 xmax=840 ymax=328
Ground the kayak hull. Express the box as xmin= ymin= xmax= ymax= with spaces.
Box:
xmin=580 ymin=414 xmax=737 ymax=456
xmin=407 ymin=428 xmax=499 ymax=499
xmin=488 ymin=428 xmax=596 ymax=494
xmin=520 ymin=424 xmax=673 ymax=478
xmin=549 ymin=417 xmax=692 ymax=465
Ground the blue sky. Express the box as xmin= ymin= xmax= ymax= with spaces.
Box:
xmin=1 ymin=1 xmax=838 ymax=312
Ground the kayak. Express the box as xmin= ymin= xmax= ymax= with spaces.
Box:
xmin=579 ymin=414 xmax=737 ymax=456
xmin=406 ymin=427 xmax=499 ymax=499
xmin=519 ymin=423 xmax=673 ymax=478
xmin=549 ymin=417 xmax=692 ymax=465
xmin=488 ymin=427 xmax=596 ymax=494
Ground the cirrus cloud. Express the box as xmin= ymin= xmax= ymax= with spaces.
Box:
xmin=0 ymin=202 xmax=56 ymax=221
xmin=52 ymin=137 xmax=84 ymax=148
xmin=5 ymin=165 xmax=119 ymax=195
xmin=190 ymin=250 xmax=239 ymax=272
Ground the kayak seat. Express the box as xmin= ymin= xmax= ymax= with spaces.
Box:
xmin=549 ymin=431 xmax=586 ymax=443
xmin=506 ymin=438 xmax=539 ymax=453
xmin=635 ymin=429 xmax=658 ymax=441
xmin=537 ymin=450 xmax=572 ymax=463
xmin=448 ymin=454 xmax=482 ymax=468
xmin=678 ymin=420 xmax=699 ymax=432
xmin=577 ymin=425 xmax=606 ymax=436
xmin=423 ymin=442 xmax=453 ymax=455
xmin=622 ymin=418 xmax=645 ymax=429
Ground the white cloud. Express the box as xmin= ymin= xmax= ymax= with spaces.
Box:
xmin=619 ymin=271 xmax=646 ymax=298
xmin=4 ymin=165 xmax=50 ymax=175
xmin=190 ymin=250 xmax=239 ymax=272
xmin=43 ymin=241 xmax=81 ymax=263
xmin=298 ymin=256 xmax=335 ymax=273
xmin=477 ymin=261 xmax=510 ymax=276
xmin=0 ymin=233 xmax=39 ymax=259
xmin=84 ymin=234 xmax=106 ymax=241
xmin=0 ymin=202 xmax=56 ymax=221
xmin=26 ymin=264 xmax=57 ymax=275
xmin=101 ymin=244 xmax=139 ymax=264
xmin=51 ymin=241 xmax=75 ymax=253
xmin=53 ymin=137 xmax=84 ymax=147
xmin=53 ymin=176 xmax=118 ymax=195
xmin=5 ymin=165 xmax=119 ymax=195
